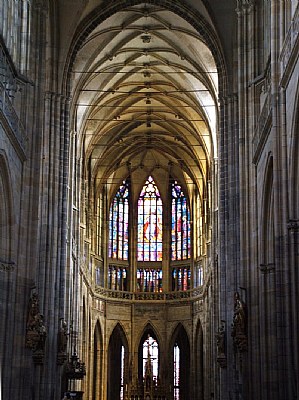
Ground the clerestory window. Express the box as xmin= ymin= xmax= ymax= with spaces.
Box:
xmin=137 ymin=176 xmax=163 ymax=262
xmin=107 ymin=176 xmax=192 ymax=292
xmin=108 ymin=180 xmax=129 ymax=260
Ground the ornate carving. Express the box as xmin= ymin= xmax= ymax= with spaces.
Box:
xmin=216 ymin=322 xmax=227 ymax=368
xmin=231 ymin=292 xmax=247 ymax=352
xmin=0 ymin=258 xmax=15 ymax=272
xmin=57 ymin=318 xmax=68 ymax=365
xmin=259 ymin=263 xmax=275 ymax=274
xmin=25 ymin=292 xmax=47 ymax=364
xmin=236 ymin=0 xmax=255 ymax=16
xmin=65 ymin=352 xmax=86 ymax=380
xmin=287 ymin=219 xmax=299 ymax=231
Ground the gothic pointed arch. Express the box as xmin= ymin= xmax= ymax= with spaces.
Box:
xmin=260 ymin=154 xmax=274 ymax=265
xmin=0 ymin=152 xmax=14 ymax=264
xmin=82 ymin=297 xmax=87 ymax=360
xmin=169 ymin=323 xmax=190 ymax=400
xmin=93 ymin=320 xmax=103 ymax=400
xmin=289 ymin=89 xmax=299 ymax=220
xmin=137 ymin=323 xmax=161 ymax=384
xmin=107 ymin=323 xmax=129 ymax=400
xmin=195 ymin=319 xmax=204 ymax=400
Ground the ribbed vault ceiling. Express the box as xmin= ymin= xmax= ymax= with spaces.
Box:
xmin=71 ymin=3 xmax=219 ymax=199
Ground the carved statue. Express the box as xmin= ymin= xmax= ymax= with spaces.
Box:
xmin=57 ymin=318 xmax=68 ymax=364
xmin=58 ymin=319 xmax=68 ymax=353
xmin=216 ymin=323 xmax=227 ymax=367
xmin=231 ymin=291 xmax=247 ymax=352
xmin=25 ymin=292 xmax=47 ymax=364
xmin=216 ymin=325 xmax=225 ymax=356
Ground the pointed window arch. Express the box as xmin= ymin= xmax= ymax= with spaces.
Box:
xmin=171 ymin=180 xmax=191 ymax=261
xmin=137 ymin=176 xmax=163 ymax=261
xmin=138 ymin=328 xmax=160 ymax=385
xmin=108 ymin=180 xmax=130 ymax=260
xmin=171 ymin=324 xmax=190 ymax=400
xmin=107 ymin=324 xmax=128 ymax=400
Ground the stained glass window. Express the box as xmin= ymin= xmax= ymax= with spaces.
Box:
xmin=171 ymin=181 xmax=191 ymax=260
xmin=137 ymin=176 xmax=163 ymax=261
xmin=137 ymin=268 xmax=162 ymax=292
xmin=108 ymin=180 xmax=129 ymax=260
xmin=174 ymin=343 xmax=180 ymax=400
xmin=108 ymin=265 xmax=128 ymax=291
xmin=172 ymin=267 xmax=191 ymax=291
xmin=96 ymin=194 xmax=103 ymax=255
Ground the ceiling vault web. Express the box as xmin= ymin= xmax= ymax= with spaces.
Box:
xmin=70 ymin=2 xmax=219 ymax=198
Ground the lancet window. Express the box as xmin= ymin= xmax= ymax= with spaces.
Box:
xmin=171 ymin=181 xmax=191 ymax=261
xmin=137 ymin=176 xmax=163 ymax=262
xmin=108 ymin=180 xmax=129 ymax=260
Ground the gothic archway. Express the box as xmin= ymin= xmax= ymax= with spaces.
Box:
xmin=169 ymin=323 xmax=190 ymax=400
xmin=107 ymin=323 xmax=129 ymax=400
xmin=93 ymin=321 xmax=103 ymax=400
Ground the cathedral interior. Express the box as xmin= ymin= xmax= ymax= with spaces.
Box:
xmin=0 ymin=1 xmax=298 ymax=399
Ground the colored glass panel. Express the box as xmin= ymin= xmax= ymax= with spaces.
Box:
xmin=137 ymin=176 xmax=163 ymax=261
xmin=171 ymin=180 xmax=191 ymax=261
xmin=108 ymin=180 xmax=129 ymax=261
xmin=137 ymin=269 xmax=163 ymax=292
xmin=172 ymin=267 xmax=191 ymax=291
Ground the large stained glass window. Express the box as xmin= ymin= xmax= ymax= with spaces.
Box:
xmin=171 ymin=181 xmax=191 ymax=260
xmin=108 ymin=180 xmax=129 ymax=260
xmin=137 ymin=176 xmax=163 ymax=261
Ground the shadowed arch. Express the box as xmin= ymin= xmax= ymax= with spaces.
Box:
xmin=195 ymin=319 xmax=204 ymax=400
xmin=0 ymin=152 xmax=13 ymax=263
xmin=137 ymin=322 xmax=161 ymax=384
xmin=261 ymin=154 xmax=274 ymax=264
xmin=93 ymin=320 xmax=103 ymax=400
xmin=169 ymin=323 xmax=190 ymax=400
xmin=289 ymin=90 xmax=299 ymax=220
xmin=108 ymin=323 xmax=129 ymax=400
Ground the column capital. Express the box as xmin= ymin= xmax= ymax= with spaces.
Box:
xmin=236 ymin=0 xmax=255 ymax=16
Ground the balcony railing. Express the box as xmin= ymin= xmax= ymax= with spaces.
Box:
xmin=94 ymin=285 xmax=203 ymax=302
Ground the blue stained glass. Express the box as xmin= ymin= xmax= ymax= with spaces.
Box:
xmin=108 ymin=180 xmax=130 ymax=261
xmin=171 ymin=180 xmax=191 ymax=261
